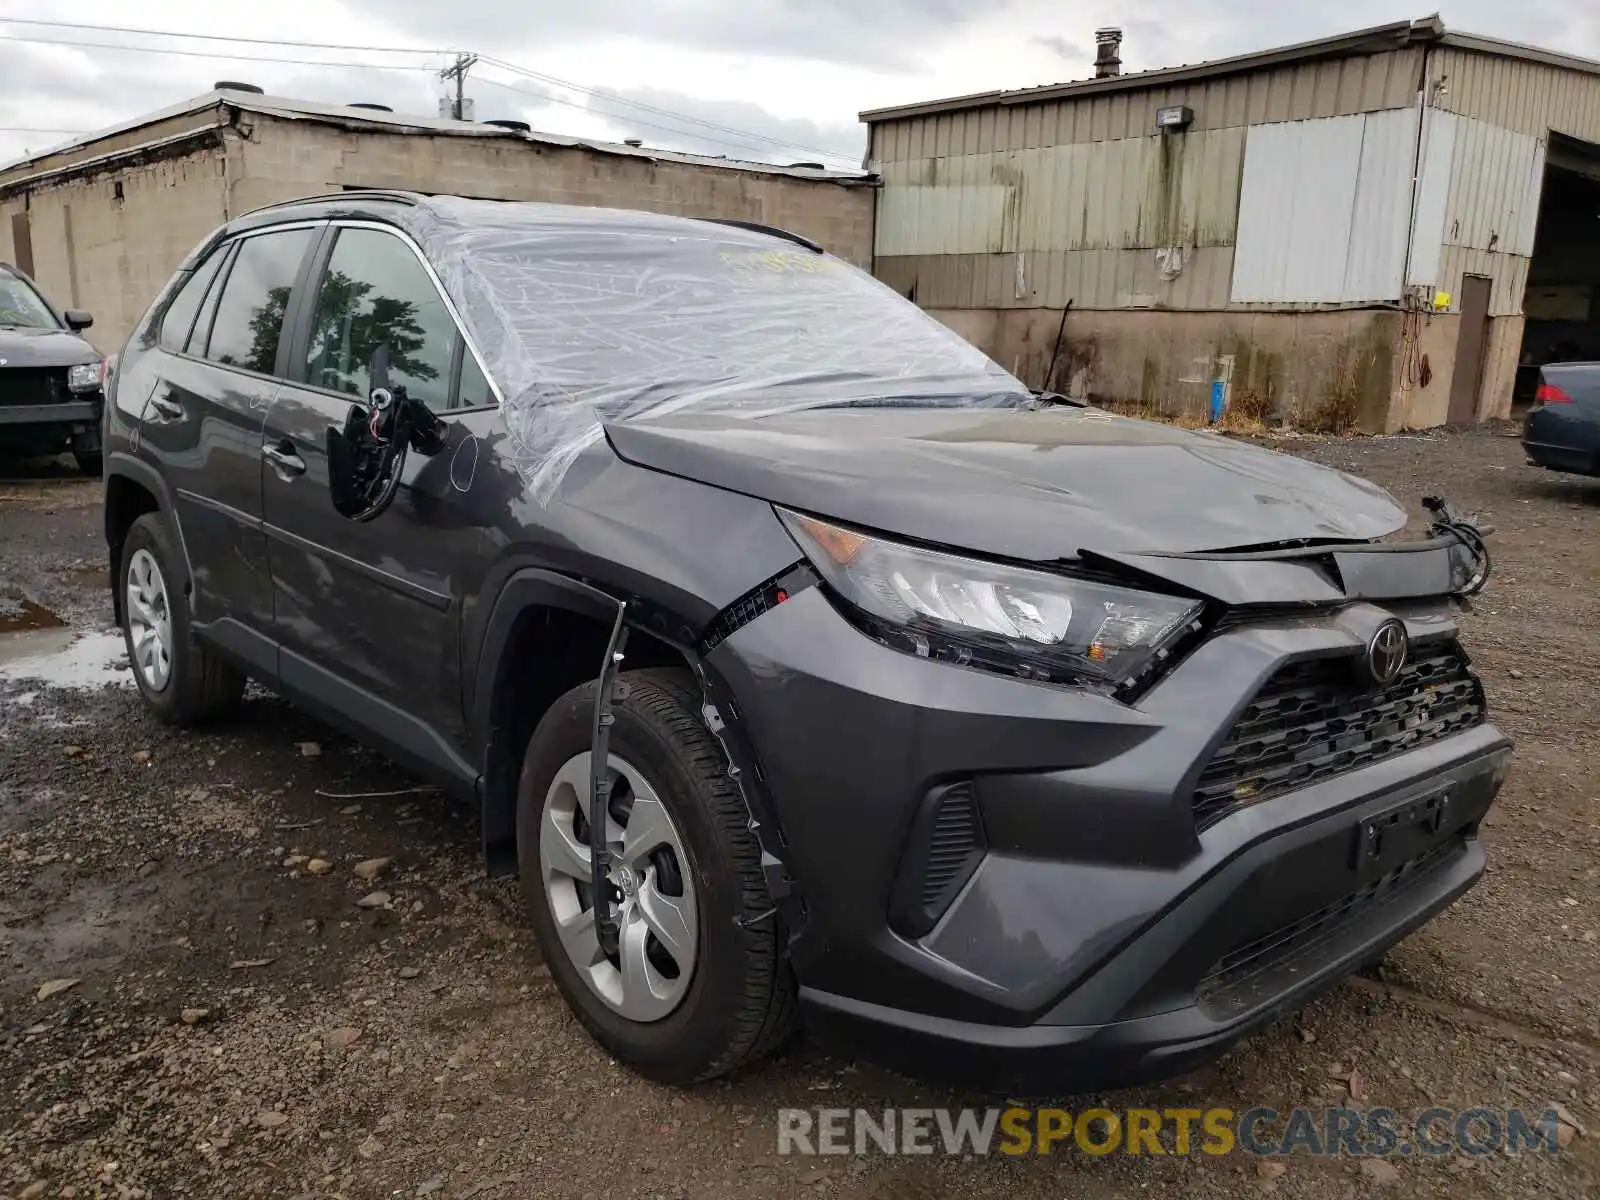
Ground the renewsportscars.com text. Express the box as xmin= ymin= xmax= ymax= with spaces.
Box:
xmin=777 ymin=1106 xmax=1567 ymax=1158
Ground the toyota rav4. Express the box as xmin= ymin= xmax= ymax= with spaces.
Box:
xmin=102 ymin=191 xmax=1510 ymax=1092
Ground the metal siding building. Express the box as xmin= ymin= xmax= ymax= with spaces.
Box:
xmin=863 ymin=19 xmax=1600 ymax=430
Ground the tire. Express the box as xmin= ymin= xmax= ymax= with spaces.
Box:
xmin=517 ymin=667 xmax=798 ymax=1083
xmin=74 ymin=451 xmax=103 ymax=477
xmin=119 ymin=512 xmax=246 ymax=724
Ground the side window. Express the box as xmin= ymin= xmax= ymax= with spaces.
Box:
xmin=185 ymin=243 xmax=235 ymax=356
xmin=159 ymin=247 xmax=227 ymax=353
xmin=304 ymin=228 xmax=457 ymax=411
xmin=202 ymin=228 xmax=315 ymax=374
xmin=457 ymin=348 xmax=497 ymax=409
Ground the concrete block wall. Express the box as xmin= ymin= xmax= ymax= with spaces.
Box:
xmin=0 ymin=145 xmax=228 ymax=353
xmin=929 ymin=306 xmax=1417 ymax=432
xmin=234 ymin=117 xmax=875 ymax=268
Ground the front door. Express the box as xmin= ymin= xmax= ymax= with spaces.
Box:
xmin=1448 ymin=274 xmax=1493 ymax=424
xmin=260 ymin=223 xmax=490 ymax=782
xmin=137 ymin=226 xmax=319 ymax=654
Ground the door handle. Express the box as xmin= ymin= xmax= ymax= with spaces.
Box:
xmin=149 ymin=394 xmax=186 ymax=421
xmin=262 ymin=441 xmax=306 ymax=477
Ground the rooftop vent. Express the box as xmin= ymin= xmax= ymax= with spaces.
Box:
xmin=483 ymin=119 xmax=532 ymax=133
xmin=214 ymin=80 xmax=264 ymax=94
xmin=1094 ymin=28 xmax=1123 ymax=78
xmin=623 ymin=137 xmax=644 ymax=148
xmin=348 ymin=102 xmax=393 ymax=112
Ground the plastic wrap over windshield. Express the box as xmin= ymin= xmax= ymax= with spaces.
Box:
xmin=398 ymin=197 xmax=1028 ymax=501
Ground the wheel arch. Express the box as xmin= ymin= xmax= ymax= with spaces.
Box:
xmin=472 ymin=569 xmax=696 ymax=874
xmin=104 ymin=454 xmax=182 ymax=624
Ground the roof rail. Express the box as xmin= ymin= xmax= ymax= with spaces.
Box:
xmin=241 ymin=188 xmax=423 ymax=216
xmin=696 ymin=217 xmax=824 ymax=254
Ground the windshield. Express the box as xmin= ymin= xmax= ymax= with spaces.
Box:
xmin=0 ymin=272 xmax=61 ymax=330
xmin=401 ymin=197 xmax=1028 ymax=500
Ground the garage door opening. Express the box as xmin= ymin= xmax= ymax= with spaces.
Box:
xmin=1518 ymin=135 xmax=1600 ymax=406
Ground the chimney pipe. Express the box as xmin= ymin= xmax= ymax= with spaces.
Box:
xmin=1094 ymin=27 xmax=1123 ymax=78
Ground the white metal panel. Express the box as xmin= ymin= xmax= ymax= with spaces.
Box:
xmin=1230 ymin=115 xmax=1364 ymax=303
xmin=1343 ymin=106 xmax=1418 ymax=301
xmin=1232 ymin=110 xmax=1419 ymax=303
xmin=1407 ymin=108 xmax=1458 ymax=286
xmin=1442 ymin=117 xmax=1543 ymax=255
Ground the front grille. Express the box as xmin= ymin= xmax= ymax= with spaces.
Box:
xmin=1194 ymin=640 xmax=1485 ymax=830
xmin=1197 ymin=836 xmax=1462 ymax=1015
xmin=1 ymin=367 xmax=68 ymax=407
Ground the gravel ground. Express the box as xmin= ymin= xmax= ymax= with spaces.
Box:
xmin=1 ymin=425 xmax=1598 ymax=1199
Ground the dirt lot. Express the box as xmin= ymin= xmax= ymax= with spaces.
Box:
xmin=1 ymin=425 xmax=1598 ymax=1199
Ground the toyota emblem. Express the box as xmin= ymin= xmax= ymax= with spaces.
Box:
xmin=1363 ymin=620 xmax=1409 ymax=687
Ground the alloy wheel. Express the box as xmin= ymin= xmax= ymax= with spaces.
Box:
xmin=125 ymin=548 xmax=173 ymax=691
xmin=539 ymin=752 xmax=699 ymax=1022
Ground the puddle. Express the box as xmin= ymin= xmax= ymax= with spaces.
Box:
xmin=0 ymin=592 xmax=67 ymax=634
xmin=0 ymin=628 xmax=132 ymax=691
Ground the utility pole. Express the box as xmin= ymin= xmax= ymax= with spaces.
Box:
xmin=439 ymin=52 xmax=478 ymax=120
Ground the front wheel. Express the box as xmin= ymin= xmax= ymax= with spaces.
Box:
xmin=516 ymin=668 xmax=797 ymax=1082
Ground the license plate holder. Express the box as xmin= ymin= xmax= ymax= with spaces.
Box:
xmin=1352 ymin=789 xmax=1449 ymax=875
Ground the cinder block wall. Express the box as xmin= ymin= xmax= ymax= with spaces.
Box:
xmin=930 ymin=307 xmax=1441 ymax=433
xmin=229 ymin=116 xmax=875 ymax=272
xmin=0 ymin=143 xmax=229 ymax=354
xmin=2 ymin=114 xmax=875 ymax=352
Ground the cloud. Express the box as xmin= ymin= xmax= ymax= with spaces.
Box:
xmin=371 ymin=0 xmax=986 ymax=70
xmin=1030 ymin=35 xmax=1081 ymax=61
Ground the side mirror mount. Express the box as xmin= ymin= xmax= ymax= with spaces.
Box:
xmin=64 ymin=310 xmax=94 ymax=331
xmin=325 ymin=345 xmax=447 ymax=521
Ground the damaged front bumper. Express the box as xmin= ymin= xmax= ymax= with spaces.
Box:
xmin=703 ymin=526 xmax=1509 ymax=1094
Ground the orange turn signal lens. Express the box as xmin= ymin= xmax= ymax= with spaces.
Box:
xmin=793 ymin=514 xmax=867 ymax=566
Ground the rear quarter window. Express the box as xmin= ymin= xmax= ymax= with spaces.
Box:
xmin=159 ymin=248 xmax=228 ymax=353
xmin=200 ymin=227 xmax=316 ymax=375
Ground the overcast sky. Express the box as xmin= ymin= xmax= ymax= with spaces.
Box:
xmin=2 ymin=1 xmax=1599 ymax=169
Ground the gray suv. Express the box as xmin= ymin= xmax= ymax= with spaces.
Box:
xmin=103 ymin=190 xmax=1510 ymax=1091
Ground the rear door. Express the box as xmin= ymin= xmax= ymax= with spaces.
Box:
xmin=260 ymin=221 xmax=490 ymax=784
xmin=135 ymin=224 xmax=320 ymax=666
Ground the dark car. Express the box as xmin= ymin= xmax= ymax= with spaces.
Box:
xmin=101 ymin=191 xmax=1511 ymax=1093
xmin=0 ymin=262 xmax=105 ymax=474
xmin=1523 ymin=362 xmax=1600 ymax=476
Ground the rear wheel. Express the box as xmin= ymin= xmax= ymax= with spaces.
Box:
xmin=516 ymin=668 xmax=797 ymax=1082
xmin=119 ymin=512 xmax=246 ymax=724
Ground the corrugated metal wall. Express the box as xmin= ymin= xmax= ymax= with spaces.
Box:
xmin=1433 ymin=48 xmax=1600 ymax=144
xmin=1230 ymin=108 xmax=1417 ymax=304
xmin=870 ymin=49 xmax=1423 ymax=163
xmin=870 ymin=47 xmax=1424 ymax=310
xmin=1405 ymin=107 xmax=1548 ymax=315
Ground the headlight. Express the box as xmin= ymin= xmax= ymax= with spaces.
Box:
xmin=67 ymin=362 xmax=103 ymax=394
xmin=779 ymin=509 xmax=1203 ymax=689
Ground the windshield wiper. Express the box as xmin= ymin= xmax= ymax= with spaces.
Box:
xmin=1027 ymin=389 xmax=1089 ymax=409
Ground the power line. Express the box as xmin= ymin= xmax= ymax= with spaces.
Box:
xmin=0 ymin=17 xmax=860 ymax=168
xmin=0 ymin=34 xmax=441 ymax=71
xmin=480 ymin=55 xmax=856 ymax=165
xmin=0 ymin=17 xmax=439 ymax=57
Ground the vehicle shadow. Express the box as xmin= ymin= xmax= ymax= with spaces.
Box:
xmin=0 ymin=452 xmax=91 ymax=483
xmin=1516 ymin=474 xmax=1600 ymax=506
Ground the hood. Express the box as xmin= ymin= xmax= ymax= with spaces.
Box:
xmin=0 ymin=326 xmax=100 ymax=370
xmin=604 ymin=406 xmax=1407 ymax=561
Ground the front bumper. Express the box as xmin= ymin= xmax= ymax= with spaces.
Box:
xmin=707 ymin=586 xmax=1511 ymax=1094
xmin=0 ymin=401 xmax=100 ymax=426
